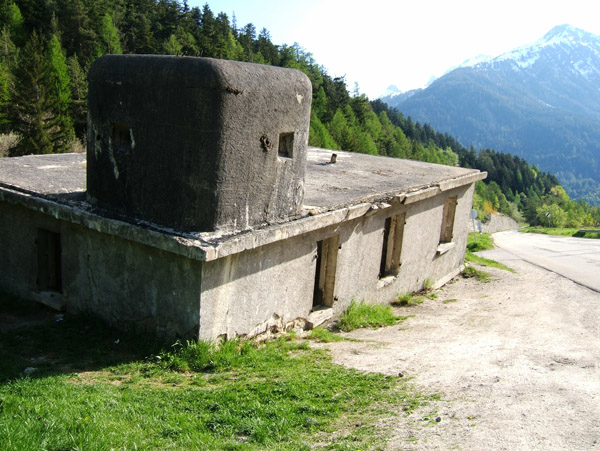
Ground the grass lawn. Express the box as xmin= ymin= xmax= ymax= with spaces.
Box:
xmin=0 ymin=292 xmax=436 ymax=450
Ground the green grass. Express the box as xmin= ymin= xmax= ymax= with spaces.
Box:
xmin=465 ymin=251 xmax=515 ymax=272
xmin=307 ymin=326 xmax=346 ymax=342
xmin=442 ymin=299 xmax=457 ymax=304
xmin=0 ymin=292 xmax=437 ymax=450
xmin=465 ymin=232 xmax=515 ymax=273
xmin=467 ymin=232 xmax=494 ymax=252
xmin=392 ymin=293 xmax=424 ymax=307
xmin=336 ymin=300 xmax=412 ymax=332
xmin=519 ymin=226 xmax=600 ymax=239
xmin=519 ymin=226 xmax=579 ymax=236
xmin=423 ymin=278 xmax=434 ymax=291
xmin=461 ymin=265 xmax=491 ymax=282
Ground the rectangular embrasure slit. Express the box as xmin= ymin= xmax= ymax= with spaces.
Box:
xmin=278 ymin=132 xmax=294 ymax=159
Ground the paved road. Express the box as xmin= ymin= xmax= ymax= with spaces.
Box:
xmin=491 ymin=229 xmax=600 ymax=292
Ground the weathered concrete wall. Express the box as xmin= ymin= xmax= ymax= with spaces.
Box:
xmin=199 ymin=184 xmax=475 ymax=338
xmin=470 ymin=213 xmax=520 ymax=233
xmin=0 ymin=202 xmax=201 ymax=338
xmin=199 ymin=235 xmax=316 ymax=340
xmin=87 ymin=55 xmax=312 ymax=233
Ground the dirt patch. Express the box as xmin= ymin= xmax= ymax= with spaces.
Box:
xmin=315 ymin=248 xmax=600 ymax=450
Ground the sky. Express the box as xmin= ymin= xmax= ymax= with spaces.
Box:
xmin=189 ymin=0 xmax=600 ymax=99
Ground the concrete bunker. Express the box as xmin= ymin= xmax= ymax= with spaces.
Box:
xmin=87 ymin=55 xmax=312 ymax=233
xmin=0 ymin=55 xmax=486 ymax=340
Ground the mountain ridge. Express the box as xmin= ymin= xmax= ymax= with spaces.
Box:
xmin=381 ymin=24 xmax=600 ymax=203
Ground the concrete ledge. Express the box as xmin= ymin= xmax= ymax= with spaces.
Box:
xmin=403 ymin=186 xmax=441 ymax=204
xmin=376 ymin=275 xmax=397 ymax=289
xmin=433 ymin=265 xmax=464 ymax=290
xmin=436 ymin=241 xmax=456 ymax=256
xmin=30 ymin=290 xmax=65 ymax=311
xmin=307 ymin=307 xmax=333 ymax=329
xmin=439 ymin=172 xmax=487 ymax=192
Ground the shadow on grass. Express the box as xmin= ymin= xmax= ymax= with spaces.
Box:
xmin=0 ymin=291 xmax=166 ymax=384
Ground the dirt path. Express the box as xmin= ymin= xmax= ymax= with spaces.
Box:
xmin=315 ymin=248 xmax=600 ymax=450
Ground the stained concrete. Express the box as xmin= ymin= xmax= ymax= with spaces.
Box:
xmin=87 ymin=55 xmax=312 ymax=233
xmin=0 ymin=148 xmax=484 ymax=339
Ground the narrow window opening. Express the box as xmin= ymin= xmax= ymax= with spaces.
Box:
xmin=278 ymin=132 xmax=294 ymax=159
xmin=380 ymin=212 xmax=406 ymax=278
xmin=313 ymin=235 xmax=339 ymax=309
xmin=36 ymin=229 xmax=62 ymax=292
xmin=440 ymin=196 xmax=458 ymax=243
xmin=111 ymin=122 xmax=131 ymax=150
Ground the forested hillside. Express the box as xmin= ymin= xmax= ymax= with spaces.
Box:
xmin=1 ymin=0 xmax=598 ymax=226
xmin=382 ymin=25 xmax=600 ymax=205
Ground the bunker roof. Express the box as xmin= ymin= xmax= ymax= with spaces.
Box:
xmin=0 ymin=148 xmax=485 ymax=261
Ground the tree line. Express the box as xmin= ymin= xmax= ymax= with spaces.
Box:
xmin=371 ymin=100 xmax=600 ymax=227
xmin=1 ymin=0 xmax=598 ymax=226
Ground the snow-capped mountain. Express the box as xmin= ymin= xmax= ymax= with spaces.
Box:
xmin=380 ymin=24 xmax=600 ymax=203
xmin=379 ymin=85 xmax=402 ymax=98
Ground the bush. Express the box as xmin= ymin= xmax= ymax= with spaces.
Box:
xmin=0 ymin=132 xmax=21 ymax=157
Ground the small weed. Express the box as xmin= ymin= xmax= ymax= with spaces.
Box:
xmin=462 ymin=265 xmax=491 ymax=282
xmin=442 ymin=299 xmax=457 ymax=304
xmin=337 ymin=300 xmax=411 ymax=331
xmin=423 ymin=278 xmax=434 ymax=291
xmin=425 ymin=292 xmax=437 ymax=300
xmin=466 ymin=251 xmax=515 ymax=272
xmin=392 ymin=293 xmax=424 ymax=307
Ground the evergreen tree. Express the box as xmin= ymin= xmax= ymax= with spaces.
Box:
xmin=162 ymin=33 xmax=182 ymax=55
xmin=46 ymin=33 xmax=75 ymax=151
xmin=2 ymin=1 xmax=26 ymax=46
xmin=11 ymin=31 xmax=61 ymax=155
xmin=0 ymin=26 xmax=16 ymax=133
xmin=0 ymin=59 xmax=10 ymax=132
xmin=98 ymin=13 xmax=122 ymax=55
xmin=67 ymin=54 xmax=87 ymax=138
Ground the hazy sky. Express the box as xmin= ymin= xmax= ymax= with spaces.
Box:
xmin=189 ymin=0 xmax=600 ymax=99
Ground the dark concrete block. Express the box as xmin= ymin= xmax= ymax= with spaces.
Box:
xmin=87 ymin=55 xmax=312 ymax=233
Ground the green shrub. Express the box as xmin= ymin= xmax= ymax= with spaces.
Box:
xmin=467 ymin=232 xmax=494 ymax=252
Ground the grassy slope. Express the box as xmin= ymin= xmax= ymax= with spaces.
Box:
xmin=0 ymin=293 xmax=436 ymax=450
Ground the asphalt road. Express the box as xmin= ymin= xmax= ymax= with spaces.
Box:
xmin=492 ymin=229 xmax=600 ymax=293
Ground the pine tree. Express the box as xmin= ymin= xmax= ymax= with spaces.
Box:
xmin=98 ymin=13 xmax=122 ymax=55
xmin=2 ymin=1 xmax=26 ymax=46
xmin=67 ymin=54 xmax=87 ymax=137
xmin=11 ymin=31 xmax=61 ymax=155
xmin=0 ymin=26 xmax=16 ymax=133
xmin=46 ymin=33 xmax=75 ymax=151
xmin=0 ymin=59 xmax=10 ymax=132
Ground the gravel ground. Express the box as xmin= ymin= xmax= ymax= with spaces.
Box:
xmin=315 ymin=248 xmax=600 ymax=450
